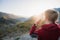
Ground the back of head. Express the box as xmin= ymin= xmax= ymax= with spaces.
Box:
xmin=44 ymin=9 xmax=58 ymax=23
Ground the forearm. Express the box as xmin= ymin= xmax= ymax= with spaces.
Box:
xmin=30 ymin=24 xmax=37 ymax=35
xmin=29 ymin=24 xmax=38 ymax=38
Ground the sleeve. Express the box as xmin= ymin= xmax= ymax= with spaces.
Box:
xmin=59 ymin=29 xmax=60 ymax=36
xmin=30 ymin=24 xmax=36 ymax=35
xmin=58 ymin=24 xmax=60 ymax=36
xmin=59 ymin=31 xmax=60 ymax=35
xmin=29 ymin=24 xmax=42 ymax=38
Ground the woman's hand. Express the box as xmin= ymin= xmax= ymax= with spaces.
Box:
xmin=34 ymin=20 xmax=41 ymax=29
xmin=34 ymin=19 xmax=41 ymax=25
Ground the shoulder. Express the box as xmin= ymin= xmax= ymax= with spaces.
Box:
xmin=58 ymin=24 xmax=60 ymax=28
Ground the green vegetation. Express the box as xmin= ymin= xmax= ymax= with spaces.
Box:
xmin=0 ymin=17 xmax=34 ymax=39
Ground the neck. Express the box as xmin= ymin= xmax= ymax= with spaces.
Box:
xmin=45 ymin=21 xmax=55 ymax=24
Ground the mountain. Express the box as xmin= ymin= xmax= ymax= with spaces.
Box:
xmin=0 ymin=12 xmax=28 ymax=24
xmin=0 ymin=12 xmax=29 ymax=38
xmin=54 ymin=8 xmax=60 ymax=23
xmin=54 ymin=8 xmax=60 ymax=12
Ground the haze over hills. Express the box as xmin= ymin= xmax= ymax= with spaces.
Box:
xmin=0 ymin=12 xmax=28 ymax=24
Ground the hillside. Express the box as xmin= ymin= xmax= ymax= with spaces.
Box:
xmin=0 ymin=12 xmax=28 ymax=24
xmin=0 ymin=12 xmax=29 ymax=39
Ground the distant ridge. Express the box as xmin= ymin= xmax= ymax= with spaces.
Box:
xmin=54 ymin=8 xmax=60 ymax=23
xmin=0 ymin=12 xmax=28 ymax=24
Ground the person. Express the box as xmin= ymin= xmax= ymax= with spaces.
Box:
xmin=29 ymin=9 xmax=60 ymax=40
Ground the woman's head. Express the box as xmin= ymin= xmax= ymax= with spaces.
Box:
xmin=44 ymin=9 xmax=58 ymax=22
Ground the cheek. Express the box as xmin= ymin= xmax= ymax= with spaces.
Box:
xmin=44 ymin=16 xmax=47 ymax=20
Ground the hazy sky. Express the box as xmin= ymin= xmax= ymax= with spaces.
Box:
xmin=0 ymin=0 xmax=60 ymax=17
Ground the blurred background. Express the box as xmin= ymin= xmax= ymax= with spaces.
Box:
xmin=0 ymin=0 xmax=60 ymax=40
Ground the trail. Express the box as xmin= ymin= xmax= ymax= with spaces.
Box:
xmin=2 ymin=33 xmax=37 ymax=40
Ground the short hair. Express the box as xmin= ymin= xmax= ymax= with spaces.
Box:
xmin=44 ymin=9 xmax=58 ymax=22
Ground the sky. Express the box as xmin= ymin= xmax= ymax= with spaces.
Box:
xmin=0 ymin=0 xmax=60 ymax=18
